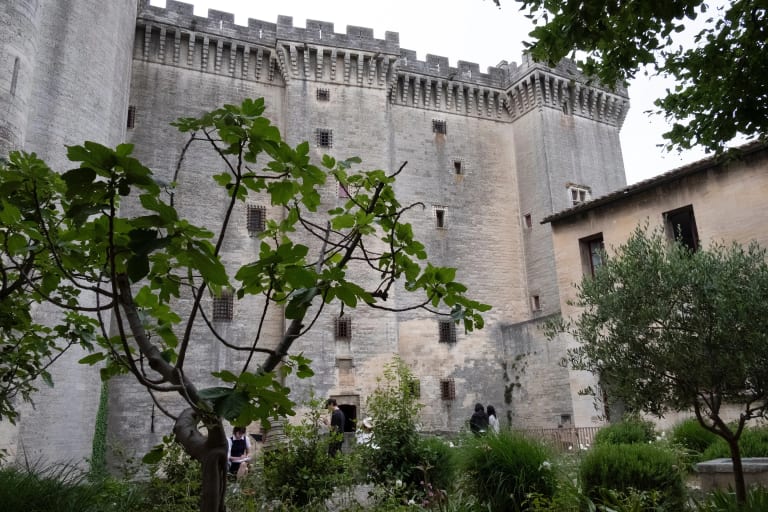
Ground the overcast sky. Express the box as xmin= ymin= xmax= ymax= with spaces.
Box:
xmin=150 ymin=0 xmax=711 ymax=184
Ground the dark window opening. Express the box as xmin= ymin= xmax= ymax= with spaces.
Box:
xmin=432 ymin=119 xmax=447 ymax=134
xmin=10 ymin=57 xmax=20 ymax=96
xmin=408 ymin=379 xmax=421 ymax=398
xmin=127 ymin=105 xmax=136 ymax=129
xmin=247 ymin=204 xmax=266 ymax=234
xmin=438 ymin=319 xmax=457 ymax=344
xmin=665 ymin=205 xmax=699 ymax=252
xmin=440 ymin=378 xmax=456 ymax=400
xmin=435 ymin=208 xmax=445 ymax=229
xmin=580 ymin=234 xmax=605 ymax=277
xmin=523 ymin=213 xmax=532 ymax=229
xmin=316 ymin=128 xmax=333 ymax=148
xmin=316 ymin=88 xmax=330 ymax=101
xmin=335 ymin=316 xmax=351 ymax=340
xmin=338 ymin=403 xmax=356 ymax=432
xmin=453 ymin=160 xmax=462 ymax=175
xmin=531 ymin=295 xmax=541 ymax=311
xmin=212 ymin=291 xmax=233 ymax=321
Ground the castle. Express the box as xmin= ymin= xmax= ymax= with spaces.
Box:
xmin=0 ymin=0 xmax=629 ymax=464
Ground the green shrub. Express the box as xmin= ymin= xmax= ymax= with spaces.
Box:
xmin=579 ymin=443 xmax=685 ymax=510
xmin=144 ymin=436 xmax=202 ymax=512
xmin=701 ymin=425 xmax=768 ymax=460
xmin=414 ymin=436 xmax=458 ymax=503
xmin=692 ymin=486 xmax=768 ymax=512
xmin=362 ymin=357 xmax=424 ymax=490
xmin=593 ymin=416 xmax=656 ymax=446
xmin=671 ymin=418 xmax=719 ymax=454
xmin=258 ymin=397 xmax=346 ymax=508
xmin=458 ymin=430 xmax=557 ymax=512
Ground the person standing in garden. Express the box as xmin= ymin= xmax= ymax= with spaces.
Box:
xmin=486 ymin=404 xmax=500 ymax=433
xmin=324 ymin=398 xmax=346 ymax=456
xmin=469 ymin=403 xmax=489 ymax=435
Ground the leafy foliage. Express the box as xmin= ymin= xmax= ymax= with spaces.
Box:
xmin=551 ymin=225 xmax=768 ymax=503
xmin=362 ymin=357 xmax=425 ymax=490
xmin=259 ymin=397 xmax=347 ymax=507
xmin=701 ymin=425 xmax=768 ymax=460
xmin=579 ymin=443 xmax=686 ymax=510
xmin=0 ymin=97 xmax=489 ymax=511
xmin=671 ymin=417 xmax=720 ymax=456
xmin=593 ymin=416 xmax=657 ymax=447
xmin=513 ymin=0 xmax=767 ymax=153
xmin=458 ymin=430 xmax=556 ymax=512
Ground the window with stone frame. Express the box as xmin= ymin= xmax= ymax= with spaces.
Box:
xmin=212 ymin=290 xmax=234 ymax=321
xmin=438 ymin=319 xmax=457 ymax=344
xmin=531 ymin=295 xmax=541 ymax=312
xmin=567 ymin=184 xmax=591 ymax=206
xmin=453 ymin=159 xmax=463 ymax=175
xmin=247 ymin=204 xmax=266 ymax=234
xmin=579 ymin=233 xmax=605 ymax=277
xmin=316 ymin=128 xmax=333 ymax=148
xmin=334 ymin=315 xmax=351 ymax=340
xmin=434 ymin=206 xmax=447 ymax=229
xmin=440 ymin=378 xmax=456 ymax=400
xmin=432 ymin=119 xmax=447 ymax=134
xmin=664 ymin=205 xmax=699 ymax=252
xmin=316 ymin=88 xmax=330 ymax=101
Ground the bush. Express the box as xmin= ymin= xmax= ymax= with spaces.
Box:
xmin=701 ymin=425 xmax=768 ymax=460
xmin=414 ymin=436 xmax=458 ymax=504
xmin=362 ymin=357 xmax=424 ymax=490
xmin=579 ymin=443 xmax=685 ymax=510
xmin=144 ymin=436 xmax=202 ymax=512
xmin=672 ymin=418 xmax=719 ymax=454
xmin=692 ymin=486 xmax=768 ymax=512
xmin=593 ymin=416 xmax=656 ymax=446
xmin=257 ymin=397 xmax=347 ymax=508
xmin=458 ymin=430 xmax=557 ymax=512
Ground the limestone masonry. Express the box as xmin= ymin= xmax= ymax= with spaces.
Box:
xmin=1 ymin=0 xmax=629 ymax=465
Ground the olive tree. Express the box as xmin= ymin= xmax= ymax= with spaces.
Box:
xmin=3 ymin=98 xmax=489 ymax=511
xmin=550 ymin=226 xmax=768 ymax=504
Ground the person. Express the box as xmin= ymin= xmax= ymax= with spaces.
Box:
xmin=227 ymin=426 xmax=251 ymax=479
xmin=469 ymin=402 xmax=489 ymax=435
xmin=486 ymin=404 xmax=500 ymax=434
xmin=355 ymin=416 xmax=378 ymax=448
xmin=324 ymin=398 xmax=345 ymax=456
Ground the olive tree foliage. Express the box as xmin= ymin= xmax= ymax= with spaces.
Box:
xmin=496 ymin=0 xmax=767 ymax=154
xmin=1 ymin=97 xmax=489 ymax=512
xmin=548 ymin=226 xmax=768 ymax=504
xmin=0 ymin=154 xmax=98 ymax=424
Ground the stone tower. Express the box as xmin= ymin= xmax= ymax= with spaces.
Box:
xmin=0 ymin=0 xmax=629 ymax=465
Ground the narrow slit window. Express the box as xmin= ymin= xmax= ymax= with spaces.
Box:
xmin=10 ymin=57 xmax=20 ymax=96
xmin=127 ymin=105 xmax=137 ymax=129
xmin=438 ymin=319 xmax=457 ymax=344
xmin=453 ymin=160 xmax=462 ymax=175
xmin=247 ymin=205 xmax=266 ymax=235
xmin=531 ymin=295 xmax=541 ymax=311
xmin=440 ymin=378 xmax=456 ymax=400
xmin=523 ymin=213 xmax=532 ymax=229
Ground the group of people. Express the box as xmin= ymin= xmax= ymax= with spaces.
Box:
xmin=469 ymin=403 xmax=499 ymax=435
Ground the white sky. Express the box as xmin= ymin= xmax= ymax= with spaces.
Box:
xmin=149 ymin=0 xmax=712 ymax=184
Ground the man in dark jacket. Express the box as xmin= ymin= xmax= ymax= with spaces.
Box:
xmin=325 ymin=398 xmax=346 ymax=456
xmin=469 ymin=402 xmax=489 ymax=435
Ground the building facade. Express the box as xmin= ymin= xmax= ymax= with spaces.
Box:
xmin=544 ymin=142 xmax=768 ymax=429
xmin=1 ymin=0 xmax=630 ymax=464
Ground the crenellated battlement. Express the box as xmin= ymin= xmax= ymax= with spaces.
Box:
xmin=136 ymin=0 xmax=628 ymax=127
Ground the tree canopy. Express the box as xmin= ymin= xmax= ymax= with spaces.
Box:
xmin=508 ymin=0 xmax=767 ymax=154
xmin=551 ymin=226 xmax=768 ymax=503
xmin=0 ymin=98 xmax=489 ymax=511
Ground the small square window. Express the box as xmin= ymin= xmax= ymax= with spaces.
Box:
xmin=568 ymin=185 xmax=591 ymax=206
xmin=438 ymin=319 xmax=457 ymax=344
xmin=453 ymin=160 xmax=462 ymax=175
xmin=432 ymin=119 xmax=447 ymax=134
xmin=334 ymin=316 xmax=351 ymax=340
xmin=212 ymin=290 xmax=233 ymax=321
xmin=127 ymin=105 xmax=136 ymax=129
xmin=317 ymin=88 xmax=330 ymax=101
xmin=531 ymin=295 xmax=541 ymax=311
xmin=440 ymin=378 xmax=456 ymax=400
xmin=523 ymin=213 xmax=532 ymax=229
xmin=247 ymin=205 xmax=266 ymax=234
xmin=316 ymin=128 xmax=333 ymax=148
